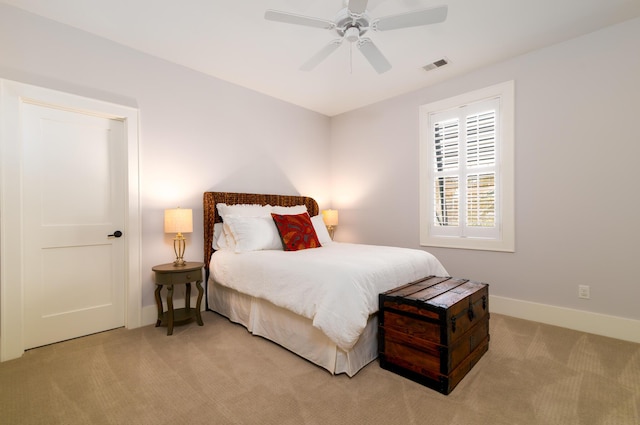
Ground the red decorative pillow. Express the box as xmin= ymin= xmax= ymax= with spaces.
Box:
xmin=271 ymin=212 xmax=321 ymax=251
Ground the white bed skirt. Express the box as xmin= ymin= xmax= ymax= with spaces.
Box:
xmin=207 ymin=277 xmax=378 ymax=377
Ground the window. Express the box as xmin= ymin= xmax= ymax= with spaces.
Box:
xmin=419 ymin=81 xmax=514 ymax=252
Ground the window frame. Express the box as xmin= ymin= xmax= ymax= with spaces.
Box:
xmin=419 ymin=81 xmax=515 ymax=252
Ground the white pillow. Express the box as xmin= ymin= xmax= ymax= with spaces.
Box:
xmin=217 ymin=203 xmax=272 ymax=219
xmin=223 ymin=215 xmax=283 ymax=253
xmin=311 ymin=214 xmax=332 ymax=245
xmin=220 ymin=223 xmax=236 ymax=251
xmin=213 ymin=223 xmax=236 ymax=251
xmin=271 ymin=204 xmax=308 ymax=215
xmin=212 ymin=222 xmax=224 ymax=250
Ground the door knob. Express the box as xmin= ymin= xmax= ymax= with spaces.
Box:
xmin=108 ymin=230 xmax=123 ymax=238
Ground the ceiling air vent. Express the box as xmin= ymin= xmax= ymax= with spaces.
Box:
xmin=423 ymin=58 xmax=449 ymax=72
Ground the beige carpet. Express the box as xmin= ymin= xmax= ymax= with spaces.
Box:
xmin=1 ymin=312 xmax=639 ymax=425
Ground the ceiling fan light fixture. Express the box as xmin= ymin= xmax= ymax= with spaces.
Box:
xmin=344 ymin=26 xmax=360 ymax=42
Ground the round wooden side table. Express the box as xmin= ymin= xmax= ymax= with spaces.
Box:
xmin=152 ymin=261 xmax=204 ymax=335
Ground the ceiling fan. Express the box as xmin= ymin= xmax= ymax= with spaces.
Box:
xmin=264 ymin=0 xmax=448 ymax=74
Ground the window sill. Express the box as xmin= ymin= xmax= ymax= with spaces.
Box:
xmin=420 ymin=236 xmax=515 ymax=252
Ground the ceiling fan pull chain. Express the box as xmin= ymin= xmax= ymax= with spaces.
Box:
xmin=350 ymin=43 xmax=353 ymax=74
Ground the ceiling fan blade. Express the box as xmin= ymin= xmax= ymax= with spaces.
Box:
xmin=265 ymin=10 xmax=335 ymax=30
xmin=357 ymin=38 xmax=391 ymax=73
xmin=300 ymin=39 xmax=343 ymax=71
xmin=374 ymin=5 xmax=448 ymax=31
xmin=348 ymin=0 xmax=369 ymax=15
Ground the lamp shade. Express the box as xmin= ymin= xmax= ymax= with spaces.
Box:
xmin=322 ymin=209 xmax=339 ymax=227
xmin=164 ymin=208 xmax=193 ymax=234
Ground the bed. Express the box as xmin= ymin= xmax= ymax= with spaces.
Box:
xmin=203 ymin=191 xmax=448 ymax=376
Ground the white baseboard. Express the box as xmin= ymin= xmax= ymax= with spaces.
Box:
xmin=139 ymin=294 xmax=640 ymax=344
xmin=490 ymin=295 xmax=640 ymax=344
xmin=141 ymin=305 xmax=157 ymax=327
xmin=140 ymin=295 xmax=206 ymax=327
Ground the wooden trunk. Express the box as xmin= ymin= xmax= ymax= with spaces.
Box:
xmin=378 ymin=276 xmax=490 ymax=395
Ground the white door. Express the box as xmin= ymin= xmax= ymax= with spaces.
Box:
xmin=21 ymin=101 xmax=127 ymax=349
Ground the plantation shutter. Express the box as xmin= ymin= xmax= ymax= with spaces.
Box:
xmin=433 ymin=118 xmax=459 ymax=227
xmin=429 ymin=97 xmax=500 ymax=239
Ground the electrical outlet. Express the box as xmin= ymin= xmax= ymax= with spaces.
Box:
xmin=578 ymin=285 xmax=590 ymax=299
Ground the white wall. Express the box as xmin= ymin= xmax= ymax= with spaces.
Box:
xmin=330 ymin=17 xmax=640 ymax=332
xmin=0 ymin=4 xmax=331 ymax=312
xmin=1 ymin=3 xmax=638 ymax=342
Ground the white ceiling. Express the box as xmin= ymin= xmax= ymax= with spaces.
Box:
xmin=3 ymin=0 xmax=640 ymax=116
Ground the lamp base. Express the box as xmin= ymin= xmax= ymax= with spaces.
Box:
xmin=327 ymin=225 xmax=336 ymax=240
xmin=173 ymin=234 xmax=187 ymax=267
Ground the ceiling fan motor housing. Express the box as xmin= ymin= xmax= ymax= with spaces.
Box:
xmin=335 ymin=7 xmax=370 ymax=40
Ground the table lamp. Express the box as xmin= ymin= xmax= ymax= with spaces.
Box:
xmin=322 ymin=209 xmax=339 ymax=240
xmin=164 ymin=207 xmax=193 ymax=266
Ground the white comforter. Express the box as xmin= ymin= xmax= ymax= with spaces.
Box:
xmin=211 ymin=242 xmax=448 ymax=351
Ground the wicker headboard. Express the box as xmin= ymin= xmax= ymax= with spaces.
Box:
xmin=203 ymin=191 xmax=319 ymax=271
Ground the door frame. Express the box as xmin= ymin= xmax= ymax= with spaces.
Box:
xmin=0 ymin=79 xmax=142 ymax=361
